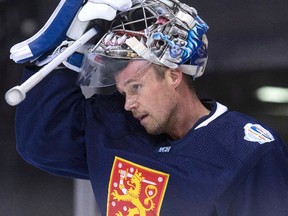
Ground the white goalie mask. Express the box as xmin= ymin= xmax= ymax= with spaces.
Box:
xmin=78 ymin=0 xmax=209 ymax=90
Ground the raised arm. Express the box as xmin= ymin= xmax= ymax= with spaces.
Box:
xmin=16 ymin=67 xmax=89 ymax=179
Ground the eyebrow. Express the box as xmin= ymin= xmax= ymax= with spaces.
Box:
xmin=123 ymin=77 xmax=141 ymax=87
xmin=123 ymin=63 xmax=153 ymax=86
xmin=116 ymin=74 xmax=143 ymax=95
xmin=117 ymin=61 xmax=153 ymax=91
xmin=116 ymin=78 xmax=138 ymax=94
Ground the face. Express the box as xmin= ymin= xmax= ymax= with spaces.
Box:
xmin=115 ymin=61 xmax=178 ymax=135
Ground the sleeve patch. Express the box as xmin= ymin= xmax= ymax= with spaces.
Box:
xmin=244 ymin=123 xmax=275 ymax=144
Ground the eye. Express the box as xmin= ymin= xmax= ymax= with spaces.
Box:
xmin=132 ymin=84 xmax=142 ymax=92
xmin=127 ymin=83 xmax=142 ymax=95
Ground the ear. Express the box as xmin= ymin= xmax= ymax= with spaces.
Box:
xmin=166 ymin=67 xmax=183 ymax=88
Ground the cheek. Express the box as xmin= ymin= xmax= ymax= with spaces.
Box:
xmin=137 ymin=75 xmax=176 ymax=109
xmin=145 ymin=84 xmax=175 ymax=111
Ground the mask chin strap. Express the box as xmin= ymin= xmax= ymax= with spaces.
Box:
xmin=125 ymin=34 xmax=207 ymax=78
xmin=179 ymin=64 xmax=204 ymax=79
xmin=125 ymin=37 xmax=173 ymax=67
xmin=125 ymin=31 xmax=207 ymax=79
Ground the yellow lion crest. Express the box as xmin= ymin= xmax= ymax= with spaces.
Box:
xmin=111 ymin=169 xmax=158 ymax=216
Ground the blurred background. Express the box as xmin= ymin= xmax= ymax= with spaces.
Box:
xmin=0 ymin=0 xmax=287 ymax=215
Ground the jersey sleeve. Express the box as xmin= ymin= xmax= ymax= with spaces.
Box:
xmin=219 ymin=140 xmax=288 ymax=215
xmin=16 ymin=66 xmax=89 ymax=179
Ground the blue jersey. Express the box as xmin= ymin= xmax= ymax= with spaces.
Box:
xmin=16 ymin=67 xmax=288 ymax=216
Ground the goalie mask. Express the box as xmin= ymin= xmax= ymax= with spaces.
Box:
xmin=78 ymin=0 xmax=209 ymax=89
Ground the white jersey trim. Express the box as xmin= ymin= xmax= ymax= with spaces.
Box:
xmin=194 ymin=102 xmax=228 ymax=130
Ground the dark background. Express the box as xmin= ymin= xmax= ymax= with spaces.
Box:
xmin=1 ymin=0 xmax=287 ymax=215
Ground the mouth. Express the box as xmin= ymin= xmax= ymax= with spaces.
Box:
xmin=135 ymin=114 xmax=148 ymax=122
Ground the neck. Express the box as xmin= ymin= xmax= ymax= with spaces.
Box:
xmin=168 ymin=91 xmax=210 ymax=140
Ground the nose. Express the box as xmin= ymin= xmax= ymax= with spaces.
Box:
xmin=124 ymin=95 xmax=138 ymax=111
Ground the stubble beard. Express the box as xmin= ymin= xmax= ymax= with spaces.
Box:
xmin=143 ymin=104 xmax=178 ymax=136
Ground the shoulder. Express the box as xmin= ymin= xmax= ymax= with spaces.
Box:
xmin=193 ymin=102 xmax=287 ymax=171
xmin=215 ymin=110 xmax=279 ymax=146
xmin=201 ymin=101 xmax=281 ymax=147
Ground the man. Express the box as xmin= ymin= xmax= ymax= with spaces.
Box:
xmin=115 ymin=60 xmax=210 ymax=139
xmin=14 ymin=0 xmax=288 ymax=215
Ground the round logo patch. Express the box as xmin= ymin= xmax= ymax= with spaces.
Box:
xmin=244 ymin=123 xmax=275 ymax=144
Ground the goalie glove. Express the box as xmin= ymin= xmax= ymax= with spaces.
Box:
xmin=10 ymin=0 xmax=132 ymax=64
xmin=10 ymin=0 xmax=83 ymax=63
